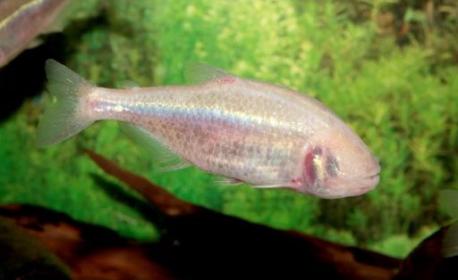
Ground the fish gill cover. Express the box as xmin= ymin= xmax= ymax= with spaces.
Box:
xmin=0 ymin=0 xmax=456 ymax=258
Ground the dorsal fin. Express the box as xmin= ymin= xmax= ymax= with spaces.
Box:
xmin=184 ymin=63 xmax=236 ymax=84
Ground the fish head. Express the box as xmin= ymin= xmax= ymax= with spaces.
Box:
xmin=298 ymin=126 xmax=380 ymax=199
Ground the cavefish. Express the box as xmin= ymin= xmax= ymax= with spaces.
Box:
xmin=37 ymin=60 xmax=380 ymax=199
xmin=0 ymin=0 xmax=70 ymax=68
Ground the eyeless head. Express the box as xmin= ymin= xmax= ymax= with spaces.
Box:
xmin=300 ymin=128 xmax=380 ymax=199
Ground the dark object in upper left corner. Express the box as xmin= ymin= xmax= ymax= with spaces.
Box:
xmin=0 ymin=33 xmax=68 ymax=123
xmin=0 ymin=6 xmax=114 ymax=123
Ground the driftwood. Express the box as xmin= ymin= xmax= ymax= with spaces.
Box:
xmin=0 ymin=205 xmax=172 ymax=280
xmin=0 ymin=150 xmax=455 ymax=279
xmin=395 ymin=224 xmax=458 ymax=280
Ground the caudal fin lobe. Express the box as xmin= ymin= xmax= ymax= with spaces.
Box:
xmin=36 ymin=59 xmax=94 ymax=147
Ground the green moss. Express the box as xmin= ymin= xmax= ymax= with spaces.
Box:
xmin=369 ymin=227 xmax=438 ymax=258
xmin=0 ymin=0 xmax=456 ymax=257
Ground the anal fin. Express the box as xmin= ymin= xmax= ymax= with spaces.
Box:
xmin=215 ymin=177 xmax=286 ymax=189
xmin=252 ymin=183 xmax=286 ymax=189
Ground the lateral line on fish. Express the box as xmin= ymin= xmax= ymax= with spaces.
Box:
xmin=0 ymin=0 xmax=45 ymax=30
xmin=98 ymin=82 xmax=328 ymax=133
xmin=103 ymin=99 xmax=297 ymax=133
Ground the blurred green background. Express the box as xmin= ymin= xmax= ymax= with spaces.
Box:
xmin=0 ymin=0 xmax=457 ymax=258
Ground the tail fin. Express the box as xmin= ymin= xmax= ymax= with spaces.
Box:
xmin=36 ymin=59 xmax=95 ymax=147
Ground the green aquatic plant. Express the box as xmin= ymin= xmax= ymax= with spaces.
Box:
xmin=0 ymin=0 xmax=456 ymax=258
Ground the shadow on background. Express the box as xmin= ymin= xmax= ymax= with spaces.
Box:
xmin=0 ymin=33 xmax=66 ymax=122
xmin=90 ymin=174 xmax=167 ymax=227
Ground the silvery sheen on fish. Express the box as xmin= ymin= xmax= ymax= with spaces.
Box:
xmin=37 ymin=60 xmax=381 ymax=199
xmin=0 ymin=0 xmax=70 ymax=67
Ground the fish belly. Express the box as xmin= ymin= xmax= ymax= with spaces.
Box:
xmin=140 ymin=117 xmax=304 ymax=186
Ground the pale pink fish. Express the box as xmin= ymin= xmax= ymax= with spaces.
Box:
xmin=37 ymin=60 xmax=380 ymax=199
xmin=0 ymin=0 xmax=70 ymax=67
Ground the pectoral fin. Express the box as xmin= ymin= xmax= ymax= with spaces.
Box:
xmin=120 ymin=123 xmax=191 ymax=172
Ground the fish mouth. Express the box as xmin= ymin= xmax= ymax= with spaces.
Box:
xmin=365 ymin=172 xmax=380 ymax=182
xmin=352 ymin=172 xmax=380 ymax=194
xmin=323 ymin=172 xmax=380 ymax=198
xmin=303 ymin=163 xmax=381 ymax=198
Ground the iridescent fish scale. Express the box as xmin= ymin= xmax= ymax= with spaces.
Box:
xmin=89 ymin=81 xmax=319 ymax=186
xmin=38 ymin=60 xmax=381 ymax=198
